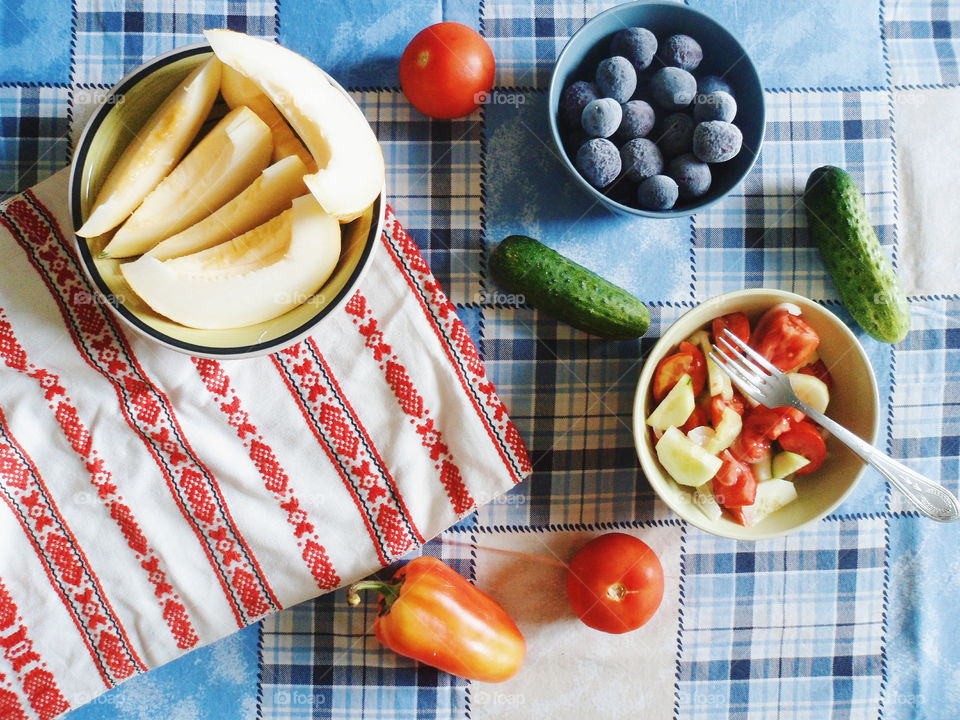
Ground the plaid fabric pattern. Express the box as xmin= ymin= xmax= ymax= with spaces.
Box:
xmin=885 ymin=0 xmax=960 ymax=86
xmin=679 ymin=518 xmax=886 ymax=720
xmin=1 ymin=0 xmax=960 ymax=718
xmin=0 ymin=86 xmax=69 ymax=201
xmin=693 ymin=89 xmax=895 ymax=302
xmin=73 ymin=0 xmax=276 ymax=85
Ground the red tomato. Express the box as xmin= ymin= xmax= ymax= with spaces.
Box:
xmin=712 ymin=450 xmax=758 ymax=508
xmin=732 ymin=406 xmax=796 ymax=461
xmin=652 ymin=341 xmax=707 ymax=401
xmin=712 ymin=312 xmax=751 ymax=345
xmin=710 ymin=395 xmax=745 ymax=428
xmin=566 ymin=533 xmax=664 ymax=634
xmin=726 ymin=506 xmax=747 ymax=526
xmin=680 ymin=405 xmax=709 ymax=433
xmin=751 ymin=310 xmax=820 ymax=372
xmin=777 ymin=421 xmax=827 ymax=475
xmin=797 ymin=359 xmax=834 ymax=391
xmin=400 ymin=23 xmax=495 ymax=119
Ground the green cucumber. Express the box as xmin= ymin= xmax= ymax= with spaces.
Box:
xmin=488 ymin=235 xmax=650 ymax=339
xmin=803 ymin=166 xmax=910 ymax=343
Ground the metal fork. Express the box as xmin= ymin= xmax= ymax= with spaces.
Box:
xmin=710 ymin=328 xmax=960 ymax=522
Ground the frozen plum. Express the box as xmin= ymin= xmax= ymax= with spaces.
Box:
xmin=693 ymin=121 xmax=743 ymax=163
xmin=693 ymin=91 xmax=737 ymax=123
xmin=581 ymin=97 xmax=622 ymax=137
xmin=616 ymin=99 xmax=655 ymax=141
xmin=667 ymin=153 xmax=712 ymax=198
xmin=596 ymin=56 xmax=637 ymax=103
xmin=650 ymin=67 xmax=697 ymax=110
xmin=657 ymin=34 xmax=703 ymax=71
xmin=560 ymin=81 xmax=599 ymax=128
xmin=620 ymin=138 xmax=664 ymax=182
xmin=637 ymin=175 xmax=679 ymax=210
xmin=610 ymin=27 xmax=658 ymax=73
xmin=697 ymin=75 xmax=734 ymax=98
xmin=654 ymin=112 xmax=695 ymax=157
xmin=576 ymin=138 xmax=621 ymax=187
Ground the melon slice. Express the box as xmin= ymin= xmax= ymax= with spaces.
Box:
xmin=78 ymin=57 xmax=222 ymax=238
xmin=204 ymin=29 xmax=384 ymax=222
xmin=120 ymin=194 xmax=341 ymax=329
xmin=147 ymin=155 xmax=309 ymax=261
xmin=104 ymin=105 xmax=273 ymax=258
xmin=220 ymin=65 xmax=316 ymax=172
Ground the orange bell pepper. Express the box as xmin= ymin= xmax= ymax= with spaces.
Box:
xmin=346 ymin=556 xmax=525 ymax=682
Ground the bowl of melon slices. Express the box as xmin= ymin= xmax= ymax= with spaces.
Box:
xmin=633 ymin=289 xmax=879 ymax=540
xmin=69 ymin=31 xmax=385 ymax=358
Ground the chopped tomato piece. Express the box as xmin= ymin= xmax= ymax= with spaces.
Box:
xmin=680 ymin=405 xmax=709 ymax=434
xmin=726 ymin=506 xmax=748 ymax=526
xmin=777 ymin=421 xmax=827 ymax=475
xmin=710 ymin=395 xmax=745 ymax=428
xmin=712 ymin=450 xmax=758 ymax=508
xmin=732 ymin=406 xmax=797 ymax=461
xmin=652 ymin=341 xmax=707 ymax=401
xmin=751 ymin=309 xmax=820 ymax=372
xmin=797 ymin=359 xmax=834 ymax=391
xmin=712 ymin=312 xmax=751 ymax=345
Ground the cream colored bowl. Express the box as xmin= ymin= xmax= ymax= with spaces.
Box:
xmin=68 ymin=44 xmax=384 ymax=359
xmin=633 ymin=289 xmax=879 ymax=540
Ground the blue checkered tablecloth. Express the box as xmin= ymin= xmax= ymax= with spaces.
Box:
xmin=2 ymin=1 xmax=960 ymax=718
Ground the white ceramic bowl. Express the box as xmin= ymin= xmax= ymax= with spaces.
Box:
xmin=633 ymin=289 xmax=879 ymax=540
xmin=68 ymin=43 xmax=384 ymax=359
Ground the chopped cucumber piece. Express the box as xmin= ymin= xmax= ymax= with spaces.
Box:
xmin=692 ymin=482 xmax=723 ymax=522
xmin=752 ymin=453 xmax=773 ymax=482
xmin=656 ymin=426 xmax=724 ymax=487
xmin=647 ymin=374 xmax=695 ymax=432
xmin=687 ymin=425 xmax=716 ymax=449
xmin=741 ymin=479 xmax=798 ymax=525
xmin=772 ymin=451 xmax=811 ymax=479
xmin=705 ymin=406 xmax=742 ymax=455
xmin=787 ymin=372 xmax=830 ymax=414
xmin=688 ymin=329 xmax=732 ymax=400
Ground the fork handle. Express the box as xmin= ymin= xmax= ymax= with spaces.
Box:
xmin=800 ymin=405 xmax=960 ymax=522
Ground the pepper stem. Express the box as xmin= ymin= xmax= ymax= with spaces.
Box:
xmin=346 ymin=577 xmax=405 ymax=613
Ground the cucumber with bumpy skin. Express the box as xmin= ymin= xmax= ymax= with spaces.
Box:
xmin=489 ymin=235 xmax=650 ymax=339
xmin=803 ymin=166 xmax=910 ymax=343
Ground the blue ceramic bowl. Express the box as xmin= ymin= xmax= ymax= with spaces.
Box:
xmin=548 ymin=1 xmax=765 ymax=218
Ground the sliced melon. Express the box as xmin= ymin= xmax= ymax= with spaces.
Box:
xmin=688 ymin=330 xmax=733 ymax=400
xmin=741 ymin=479 xmax=797 ymax=526
xmin=220 ymin=65 xmax=316 ymax=172
xmin=705 ymin=405 xmax=742 ymax=455
xmin=147 ymin=155 xmax=309 ymax=261
xmin=656 ymin=426 xmax=724 ymax=487
xmin=104 ymin=105 xmax=273 ymax=258
xmin=772 ymin=451 xmax=810 ymax=479
xmin=787 ymin=373 xmax=830 ymax=414
xmin=646 ymin=374 xmax=695 ymax=433
xmin=205 ymin=29 xmax=384 ymax=221
xmin=120 ymin=194 xmax=341 ymax=330
xmin=78 ymin=57 xmax=222 ymax=238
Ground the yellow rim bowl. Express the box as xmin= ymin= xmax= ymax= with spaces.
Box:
xmin=633 ymin=289 xmax=880 ymax=540
xmin=68 ymin=43 xmax=384 ymax=359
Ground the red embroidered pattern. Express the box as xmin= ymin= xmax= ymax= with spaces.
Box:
xmin=379 ymin=207 xmax=531 ymax=482
xmin=0 ymin=408 xmax=142 ymax=687
xmin=344 ymin=291 xmax=475 ymax=516
xmin=273 ymin=340 xmax=423 ymax=563
xmin=192 ymin=358 xmax=340 ymax=591
xmin=0 ymin=312 xmax=199 ymax=650
xmin=0 ymin=578 xmax=69 ymax=720
xmin=0 ymin=194 xmax=279 ymax=627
